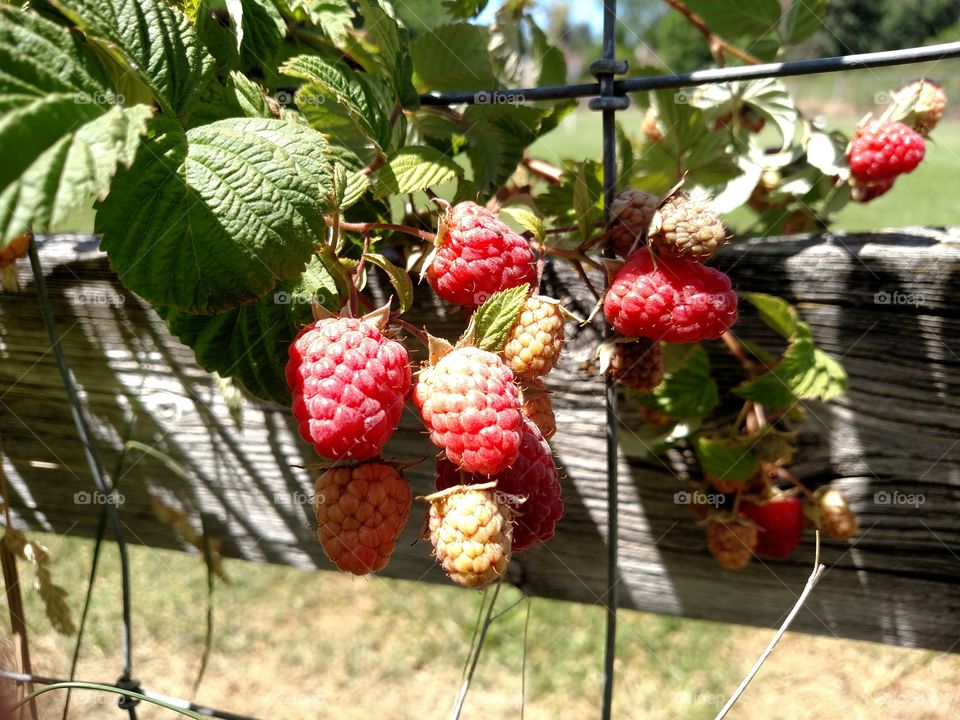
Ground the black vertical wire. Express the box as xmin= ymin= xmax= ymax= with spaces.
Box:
xmin=588 ymin=2 xmax=628 ymax=717
xmin=26 ymin=240 xmax=139 ymax=719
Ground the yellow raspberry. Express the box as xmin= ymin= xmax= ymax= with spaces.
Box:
xmin=503 ymin=295 xmax=565 ymax=379
xmin=426 ymin=482 xmax=511 ymax=588
xmin=815 ymin=488 xmax=858 ymax=540
xmin=707 ymin=520 xmax=757 ymax=570
xmin=650 ymin=192 xmax=727 ymax=261
xmin=608 ymin=189 xmax=660 ymax=258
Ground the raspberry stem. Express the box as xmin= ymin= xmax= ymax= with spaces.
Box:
xmin=332 ymin=219 xmax=436 ymax=243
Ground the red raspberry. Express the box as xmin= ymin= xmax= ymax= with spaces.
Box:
xmin=1 ymin=232 xmax=31 ymax=292
xmin=603 ymin=248 xmax=738 ymax=343
xmin=314 ymin=463 xmax=412 ymax=575
xmin=427 ymin=201 xmax=537 ymax=308
xmin=850 ymin=177 xmax=895 ymax=203
xmin=286 ymin=317 xmax=411 ymax=461
xmin=739 ymin=495 xmax=804 ymax=558
xmin=435 ymin=419 xmax=563 ymax=553
xmin=847 ymin=120 xmax=925 ymax=182
xmin=414 ymin=346 xmax=522 ymax=475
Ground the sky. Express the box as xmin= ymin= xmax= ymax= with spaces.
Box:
xmin=476 ymin=1 xmax=605 ymax=34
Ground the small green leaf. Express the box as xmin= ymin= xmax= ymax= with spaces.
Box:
xmin=410 ymin=23 xmax=496 ymax=93
xmin=357 ymin=0 xmax=417 ymax=107
xmin=472 ymin=284 xmax=530 ymax=353
xmin=97 ymin=117 xmax=333 ymax=313
xmin=282 ymin=55 xmax=392 ymax=150
xmin=695 ymin=436 xmax=758 ymax=482
xmin=373 ymin=145 xmax=461 ymax=197
xmin=734 ymin=332 xmax=848 ymax=407
xmin=49 ymin=0 xmax=215 ymax=118
xmin=530 ymin=20 xmax=566 ymax=87
xmin=277 ymin=1 xmax=354 ymax=43
xmin=236 ymin=0 xmax=287 ymax=72
xmin=684 ymin=0 xmax=781 ymax=40
xmin=741 ymin=292 xmax=801 ymax=340
xmin=640 ymin=345 xmax=718 ymax=420
xmin=499 ymin=206 xmax=545 ymax=244
xmin=223 ymin=71 xmax=273 ymax=118
xmin=781 ymin=0 xmax=827 ymax=45
xmin=442 ymin=0 xmax=489 ymax=20
xmin=573 ymin=162 xmax=602 ymax=243
xmin=362 ymin=252 xmax=414 ymax=313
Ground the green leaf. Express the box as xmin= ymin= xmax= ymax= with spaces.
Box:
xmin=573 ymin=162 xmax=602 ymax=243
xmin=741 ymin=292 xmax=801 ymax=340
xmin=806 ymin=130 xmax=849 ymax=177
xmin=693 ymin=79 xmax=798 ymax=148
xmin=97 ymin=117 xmax=333 ymax=314
xmin=373 ymin=145 xmax=461 ymax=197
xmin=734 ymin=335 xmax=848 ymax=407
xmin=164 ymin=256 xmax=339 ymax=404
xmin=472 ymin=284 xmax=530 ymax=353
xmin=695 ymin=436 xmax=758 ymax=482
xmin=410 ymin=23 xmax=496 ymax=93
xmin=684 ymin=0 xmax=781 ymax=40
xmin=223 ymin=71 xmax=273 ymax=118
xmin=49 ymin=0 xmax=215 ymax=118
xmin=0 ymin=6 xmax=154 ymax=245
xmin=640 ymin=345 xmax=718 ymax=420
xmin=442 ymin=0 xmax=489 ymax=20
xmin=278 ymin=1 xmax=353 ymax=44
xmin=530 ymin=21 xmax=566 ymax=87
xmin=357 ymin=0 xmax=417 ymax=107
xmin=362 ymin=252 xmax=413 ymax=313
xmin=499 ymin=206 xmax=545 ymax=244
xmin=281 ymin=55 xmax=392 ymax=151
xmin=339 ymin=168 xmax=371 ymax=211
xmin=236 ymin=0 xmax=286 ymax=71
xmin=781 ymin=0 xmax=827 ymax=45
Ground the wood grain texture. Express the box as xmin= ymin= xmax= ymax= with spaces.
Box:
xmin=1 ymin=230 xmax=958 ymax=651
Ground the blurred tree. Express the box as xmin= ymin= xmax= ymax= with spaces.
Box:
xmin=814 ymin=0 xmax=960 ymax=55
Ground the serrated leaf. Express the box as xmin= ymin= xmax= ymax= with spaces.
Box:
xmin=684 ymin=0 xmax=780 ymax=40
xmin=363 ymin=252 xmax=413 ymax=313
xmin=734 ymin=336 xmax=847 ymax=407
xmin=282 ymin=55 xmax=391 ymax=151
xmin=340 ymin=170 xmax=371 ymax=210
xmin=410 ymin=23 xmax=496 ymax=93
xmin=694 ymin=79 xmax=798 ymax=148
xmin=695 ymin=436 xmax=758 ymax=482
xmin=573 ymin=162 xmax=602 ymax=243
xmin=224 ymin=71 xmax=273 ymax=118
xmin=640 ymin=345 xmax=718 ymax=420
xmin=278 ymin=0 xmax=353 ymax=43
xmin=472 ymin=284 xmax=529 ymax=353
xmin=236 ymin=0 xmax=286 ymax=71
xmin=373 ymin=145 xmax=461 ymax=197
xmin=163 ymin=256 xmax=339 ymax=404
xmin=0 ymin=8 xmax=157 ymax=246
xmin=781 ymin=0 xmax=827 ymax=45
xmin=357 ymin=0 xmax=417 ymax=108
xmin=49 ymin=0 xmax=215 ymax=118
xmin=97 ymin=117 xmax=332 ymax=314
xmin=500 ymin=206 xmax=545 ymax=244
xmin=530 ymin=20 xmax=566 ymax=87
xmin=741 ymin=292 xmax=801 ymax=340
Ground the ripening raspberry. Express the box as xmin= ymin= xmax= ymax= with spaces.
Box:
xmin=739 ymin=494 xmax=804 ymax=558
xmin=426 ymin=201 xmax=537 ymax=308
xmin=314 ymin=463 xmax=412 ymax=575
xmin=414 ymin=346 xmax=522 ymax=475
xmin=603 ymin=248 xmax=738 ymax=343
xmin=286 ymin=316 xmax=411 ymax=461
xmin=435 ymin=419 xmax=564 ymax=553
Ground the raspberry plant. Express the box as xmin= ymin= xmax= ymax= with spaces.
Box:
xmin=0 ymin=0 xmax=949 ymax=588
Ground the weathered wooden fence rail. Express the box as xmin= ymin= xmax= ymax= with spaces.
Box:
xmin=1 ymin=230 xmax=958 ymax=651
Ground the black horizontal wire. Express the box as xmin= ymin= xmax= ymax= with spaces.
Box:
xmin=419 ymin=40 xmax=960 ymax=106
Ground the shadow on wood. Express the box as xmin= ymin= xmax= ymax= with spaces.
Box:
xmin=0 ymin=230 xmax=957 ymax=651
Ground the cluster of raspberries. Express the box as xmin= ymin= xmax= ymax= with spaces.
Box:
xmin=603 ymin=189 xmax=739 ymax=394
xmin=286 ymin=202 xmax=566 ymax=587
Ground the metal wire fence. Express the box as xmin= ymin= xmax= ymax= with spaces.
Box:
xmin=3 ymin=1 xmax=960 ymax=718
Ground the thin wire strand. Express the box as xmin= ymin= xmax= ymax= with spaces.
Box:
xmin=419 ymin=41 xmax=960 ymax=105
xmin=450 ymin=579 xmax=503 ymax=720
xmin=26 ymin=242 xmax=138 ymax=718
